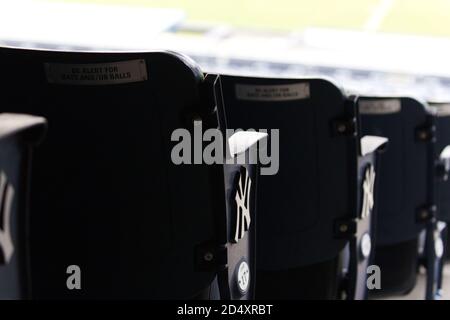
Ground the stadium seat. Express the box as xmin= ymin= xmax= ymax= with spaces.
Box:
xmin=0 ymin=113 xmax=47 ymax=299
xmin=209 ymin=75 xmax=387 ymax=299
xmin=427 ymin=101 xmax=450 ymax=297
xmin=0 ymin=47 xmax=266 ymax=299
xmin=430 ymin=102 xmax=450 ymax=227
xmin=358 ymin=96 xmax=438 ymax=299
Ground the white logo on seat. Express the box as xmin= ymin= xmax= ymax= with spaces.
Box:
xmin=361 ymin=165 xmax=375 ymax=219
xmin=237 ymin=261 xmax=250 ymax=294
xmin=233 ymin=169 xmax=252 ymax=243
xmin=0 ymin=171 xmax=14 ymax=264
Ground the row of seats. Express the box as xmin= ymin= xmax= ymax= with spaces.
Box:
xmin=0 ymin=46 xmax=448 ymax=300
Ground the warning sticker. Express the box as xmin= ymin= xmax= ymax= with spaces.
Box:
xmin=433 ymin=104 xmax=450 ymax=117
xmin=44 ymin=59 xmax=148 ymax=85
xmin=235 ymin=83 xmax=310 ymax=101
xmin=359 ymin=99 xmax=401 ymax=115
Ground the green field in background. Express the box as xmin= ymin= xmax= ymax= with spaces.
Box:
xmin=50 ymin=0 xmax=450 ymax=37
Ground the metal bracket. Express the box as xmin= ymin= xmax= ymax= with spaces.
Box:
xmin=195 ymin=241 xmax=228 ymax=272
xmin=416 ymin=204 xmax=437 ymax=223
xmin=334 ymin=219 xmax=357 ymax=238
xmin=416 ymin=125 xmax=436 ymax=143
xmin=332 ymin=117 xmax=357 ymax=137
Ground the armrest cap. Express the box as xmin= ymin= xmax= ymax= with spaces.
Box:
xmin=228 ymin=131 xmax=268 ymax=157
xmin=0 ymin=113 xmax=47 ymax=145
xmin=360 ymin=135 xmax=388 ymax=156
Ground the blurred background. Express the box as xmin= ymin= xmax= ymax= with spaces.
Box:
xmin=1 ymin=0 xmax=450 ymax=101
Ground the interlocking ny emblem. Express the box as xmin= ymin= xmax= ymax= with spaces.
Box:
xmin=361 ymin=165 xmax=376 ymax=219
xmin=233 ymin=168 xmax=252 ymax=243
xmin=0 ymin=171 xmax=14 ymax=264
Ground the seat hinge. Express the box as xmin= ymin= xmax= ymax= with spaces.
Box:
xmin=416 ymin=125 xmax=436 ymax=143
xmin=332 ymin=117 xmax=357 ymax=137
xmin=416 ymin=204 xmax=437 ymax=223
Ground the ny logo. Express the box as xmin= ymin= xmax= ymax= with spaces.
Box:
xmin=233 ymin=168 xmax=252 ymax=243
xmin=361 ymin=165 xmax=376 ymax=219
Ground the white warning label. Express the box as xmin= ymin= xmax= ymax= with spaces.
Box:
xmin=433 ymin=104 xmax=450 ymax=117
xmin=359 ymin=99 xmax=401 ymax=115
xmin=44 ymin=59 xmax=148 ymax=85
xmin=235 ymin=83 xmax=310 ymax=101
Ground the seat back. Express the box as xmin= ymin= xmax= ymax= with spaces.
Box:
xmin=429 ymin=102 xmax=450 ymax=261
xmin=213 ymin=75 xmax=385 ymax=299
xmin=358 ymin=96 xmax=434 ymax=297
xmin=0 ymin=47 xmax=258 ymax=299
xmin=0 ymin=113 xmax=46 ymax=299
xmin=359 ymin=97 xmax=433 ymax=245
xmin=430 ymin=102 xmax=450 ymax=261
xmin=425 ymin=102 xmax=450 ymax=298
xmin=429 ymin=102 xmax=450 ymax=222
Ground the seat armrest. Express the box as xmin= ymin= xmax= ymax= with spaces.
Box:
xmin=0 ymin=113 xmax=47 ymax=146
xmin=360 ymin=135 xmax=388 ymax=156
xmin=228 ymin=131 xmax=268 ymax=158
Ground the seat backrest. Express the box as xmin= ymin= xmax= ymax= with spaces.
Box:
xmin=215 ymin=75 xmax=358 ymax=270
xmin=429 ymin=102 xmax=450 ymax=223
xmin=0 ymin=113 xmax=46 ymax=299
xmin=0 ymin=47 xmax=257 ymax=299
xmin=358 ymin=97 xmax=434 ymax=245
xmin=212 ymin=76 xmax=387 ymax=300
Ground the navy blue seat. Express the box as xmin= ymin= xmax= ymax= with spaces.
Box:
xmin=430 ymin=102 xmax=450 ymax=226
xmin=209 ymin=75 xmax=387 ymax=299
xmin=0 ymin=113 xmax=46 ymax=299
xmin=358 ymin=96 xmax=436 ymax=299
xmin=427 ymin=101 xmax=450 ymax=297
xmin=0 ymin=47 xmax=264 ymax=299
